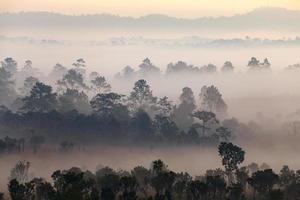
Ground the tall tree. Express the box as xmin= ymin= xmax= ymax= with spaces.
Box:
xmin=171 ymin=87 xmax=196 ymax=131
xmin=0 ymin=66 xmax=17 ymax=106
xmin=248 ymin=169 xmax=279 ymax=199
xmin=72 ymin=58 xmax=86 ymax=75
xmin=138 ymin=58 xmax=160 ymax=77
xmin=19 ymin=76 xmax=39 ymax=96
xmin=199 ymin=85 xmax=228 ymax=119
xmin=218 ymin=142 xmax=245 ymax=184
xmin=48 ymin=63 xmax=67 ymax=83
xmin=58 ymin=88 xmax=91 ymax=114
xmin=90 ymin=76 xmax=111 ymax=94
xmin=156 ymin=96 xmax=173 ymax=117
xmin=128 ymin=79 xmax=157 ymax=115
xmin=21 ymin=82 xmax=58 ymax=112
xmin=90 ymin=92 xmax=129 ymax=121
xmin=192 ymin=110 xmax=217 ymax=136
xmin=57 ymin=69 xmax=88 ymax=92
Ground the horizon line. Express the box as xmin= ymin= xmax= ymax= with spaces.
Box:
xmin=0 ymin=6 xmax=297 ymax=19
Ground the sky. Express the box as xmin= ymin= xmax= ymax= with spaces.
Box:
xmin=1 ymin=0 xmax=300 ymax=18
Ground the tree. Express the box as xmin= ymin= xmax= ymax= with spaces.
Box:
xmin=151 ymin=159 xmax=168 ymax=175
xmin=1 ymin=57 xmax=17 ymax=74
xmin=28 ymin=178 xmax=56 ymax=200
xmin=154 ymin=115 xmax=179 ymax=141
xmin=0 ymin=66 xmax=17 ymax=106
xmin=221 ymin=61 xmax=234 ymax=73
xmin=131 ymin=166 xmax=151 ymax=198
xmin=128 ymin=79 xmax=157 ymax=115
xmin=247 ymin=57 xmax=271 ymax=71
xmin=235 ymin=167 xmax=249 ymax=191
xmin=57 ymin=69 xmax=88 ymax=92
xmin=72 ymin=58 xmax=86 ymax=75
xmin=151 ymin=171 xmax=176 ymax=199
xmin=279 ymin=165 xmax=295 ymax=187
xmin=187 ymin=180 xmax=208 ymax=200
xmin=215 ymin=126 xmax=231 ymax=142
xmin=192 ymin=110 xmax=217 ymax=137
xmin=227 ymin=183 xmax=244 ymax=200
xmin=206 ymin=175 xmax=226 ymax=199
xmin=247 ymin=169 xmax=279 ymax=199
xmin=90 ymin=76 xmax=111 ymax=94
xmin=9 ymin=160 xmax=31 ymax=184
xmin=171 ymin=87 xmax=196 ymax=131
xmin=19 ymin=60 xmax=41 ymax=79
xmin=98 ymin=174 xmax=120 ymax=198
xmin=247 ymin=57 xmax=260 ymax=70
xmin=58 ymin=88 xmax=91 ymax=114
xmin=138 ymin=58 xmax=160 ymax=77
xmin=262 ymin=58 xmax=271 ymax=69
xmin=199 ymin=64 xmax=217 ymax=74
xmin=130 ymin=110 xmax=154 ymax=140
xmin=52 ymin=169 xmax=94 ymax=200
xmin=218 ymin=142 xmax=245 ymax=184
xmin=48 ymin=63 xmax=67 ymax=82
xmin=199 ymin=85 xmax=228 ymax=119
xmin=19 ymin=76 xmax=39 ymax=96
xmin=115 ymin=66 xmax=135 ymax=79
xmin=90 ymin=92 xmax=129 ymax=121
xmin=119 ymin=176 xmax=138 ymax=200
xmin=173 ymin=172 xmax=192 ymax=199
xmin=21 ymin=82 xmax=58 ymax=112
xmin=8 ymin=179 xmax=29 ymax=200
xmin=23 ymin=60 xmax=32 ymax=71
xmin=156 ymin=96 xmax=173 ymax=117
xmin=166 ymin=61 xmax=199 ymax=75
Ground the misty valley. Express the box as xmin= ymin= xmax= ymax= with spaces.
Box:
xmin=0 ymin=55 xmax=300 ymax=199
xmin=3 ymin=2 xmax=300 ymax=198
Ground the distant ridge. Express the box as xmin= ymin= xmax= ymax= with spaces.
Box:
xmin=1 ymin=7 xmax=300 ymax=31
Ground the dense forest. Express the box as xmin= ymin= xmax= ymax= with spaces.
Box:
xmin=0 ymin=57 xmax=256 ymax=148
xmin=1 ymin=142 xmax=300 ymax=200
xmin=1 ymin=56 xmax=300 ymax=199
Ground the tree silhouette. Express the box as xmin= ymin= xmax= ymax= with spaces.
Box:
xmin=247 ymin=169 xmax=279 ymax=199
xmin=0 ymin=66 xmax=17 ymax=106
xmin=57 ymin=69 xmax=88 ymax=92
xmin=21 ymin=82 xmax=58 ymax=112
xmin=90 ymin=75 xmax=111 ymax=94
xmin=128 ymin=79 xmax=157 ymax=115
xmin=218 ymin=142 xmax=245 ymax=184
xmin=171 ymin=87 xmax=196 ymax=131
xmin=221 ymin=61 xmax=234 ymax=73
xmin=199 ymin=85 xmax=227 ymax=119
xmin=19 ymin=76 xmax=39 ymax=96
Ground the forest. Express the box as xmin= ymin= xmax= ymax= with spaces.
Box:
xmin=1 ymin=56 xmax=300 ymax=199
xmin=2 ymin=142 xmax=300 ymax=200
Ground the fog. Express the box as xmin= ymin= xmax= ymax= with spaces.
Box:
xmin=2 ymin=8 xmax=300 ymax=199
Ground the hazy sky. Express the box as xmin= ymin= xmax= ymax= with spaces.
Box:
xmin=1 ymin=0 xmax=300 ymax=17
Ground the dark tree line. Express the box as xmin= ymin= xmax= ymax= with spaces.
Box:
xmin=5 ymin=143 xmax=299 ymax=200
xmin=0 ymin=58 xmax=232 ymax=147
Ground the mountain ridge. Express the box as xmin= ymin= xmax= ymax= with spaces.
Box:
xmin=1 ymin=7 xmax=300 ymax=31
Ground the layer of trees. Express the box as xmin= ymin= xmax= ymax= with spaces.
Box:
xmin=0 ymin=57 xmax=236 ymax=147
xmin=4 ymin=143 xmax=300 ymax=200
